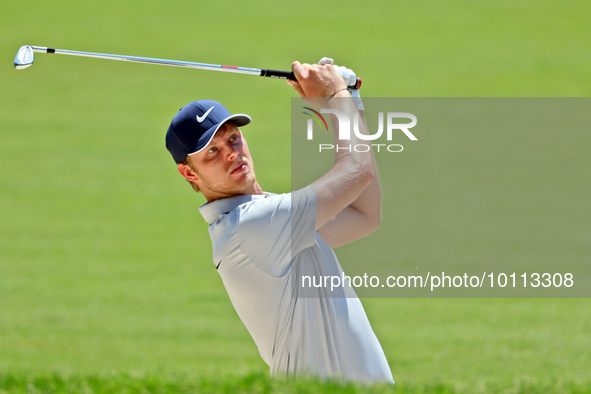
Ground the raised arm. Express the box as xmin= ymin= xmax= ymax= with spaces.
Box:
xmin=318 ymin=109 xmax=382 ymax=248
xmin=290 ymin=61 xmax=380 ymax=247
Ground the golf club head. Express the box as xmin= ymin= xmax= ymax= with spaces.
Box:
xmin=14 ymin=45 xmax=34 ymax=70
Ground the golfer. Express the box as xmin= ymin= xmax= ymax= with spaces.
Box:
xmin=165 ymin=59 xmax=394 ymax=384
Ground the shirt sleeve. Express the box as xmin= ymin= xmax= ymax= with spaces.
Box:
xmin=236 ymin=185 xmax=317 ymax=277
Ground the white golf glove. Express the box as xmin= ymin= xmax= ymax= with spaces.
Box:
xmin=318 ymin=57 xmax=364 ymax=110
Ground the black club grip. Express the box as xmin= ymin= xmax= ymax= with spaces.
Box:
xmin=260 ymin=68 xmax=361 ymax=89
xmin=260 ymin=69 xmax=296 ymax=80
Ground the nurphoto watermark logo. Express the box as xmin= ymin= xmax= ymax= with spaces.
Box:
xmin=303 ymin=106 xmax=418 ymax=153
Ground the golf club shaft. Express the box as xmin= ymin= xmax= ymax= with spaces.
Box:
xmin=27 ymin=46 xmax=361 ymax=89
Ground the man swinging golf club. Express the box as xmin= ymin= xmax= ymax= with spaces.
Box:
xmin=166 ymin=58 xmax=394 ymax=384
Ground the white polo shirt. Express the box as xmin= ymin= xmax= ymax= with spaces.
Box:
xmin=199 ymin=185 xmax=394 ymax=384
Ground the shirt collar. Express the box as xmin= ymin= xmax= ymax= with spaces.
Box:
xmin=199 ymin=193 xmax=273 ymax=224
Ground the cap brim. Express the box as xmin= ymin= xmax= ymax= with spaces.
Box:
xmin=187 ymin=114 xmax=251 ymax=156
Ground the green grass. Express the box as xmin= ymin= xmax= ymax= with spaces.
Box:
xmin=1 ymin=373 xmax=590 ymax=394
xmin=1 ymin=0 xmax=590 ymax=392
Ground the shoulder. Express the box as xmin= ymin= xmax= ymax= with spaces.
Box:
xmin=237 ymin=186 xmax=316 ymax=222
xmin=235 ymin=192 xmax=290 ymax=225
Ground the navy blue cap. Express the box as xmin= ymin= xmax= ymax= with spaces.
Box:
xmin=166 ymin=100 xmax=251 ymax=163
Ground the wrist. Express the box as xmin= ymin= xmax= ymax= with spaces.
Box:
xmin=326 ymin=89 xmax=352 ymax=109
xmin=329 ymin=87 xmax=349 ymax=98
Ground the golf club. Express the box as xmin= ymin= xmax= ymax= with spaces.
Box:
xmin=13 ymin=45 xmax=362 ymax=89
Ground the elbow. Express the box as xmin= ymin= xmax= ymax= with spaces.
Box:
xmin=356 ymin=214 xmax=381 ymax=239
xmin=339 ymin=161 xmax=375 ymax=188
xmin=357 ymin=204 xmax=382 ymax=236
xmin=367 ymin=211 xmax=382 ymax=234
xmin=358 ymin=162 xmax=375 ymax=186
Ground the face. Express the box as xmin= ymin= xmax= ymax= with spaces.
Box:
xmin=181 ymin=122 xmax=259 ymax=200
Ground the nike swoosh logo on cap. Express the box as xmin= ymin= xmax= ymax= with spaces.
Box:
xmin=197 ymin=106 xmax=215 ymax=123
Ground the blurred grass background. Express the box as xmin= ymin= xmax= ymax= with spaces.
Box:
xmin=0 ymin=0 xmax=590 ymax=391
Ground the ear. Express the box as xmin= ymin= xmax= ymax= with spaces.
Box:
xmin=177 ymin=162 xmax=199 ymax=182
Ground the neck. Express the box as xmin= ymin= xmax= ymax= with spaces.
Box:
xmin=203 ymin=181 xmax=264 ymax=203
